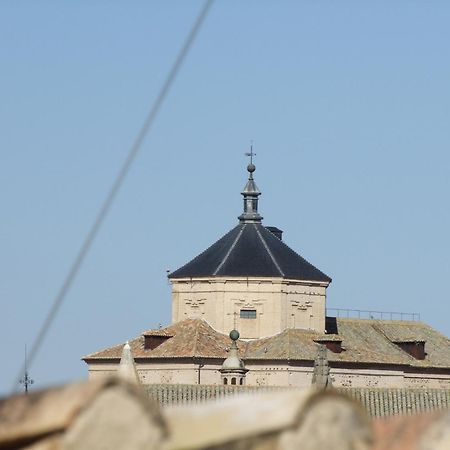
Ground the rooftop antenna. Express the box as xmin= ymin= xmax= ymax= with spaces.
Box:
xmin=19 ymin=345 xmax=34 ymax=394
xmin=245 ymin=141 xmax=256 ymax=165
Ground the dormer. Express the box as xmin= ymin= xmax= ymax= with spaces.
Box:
xmin=393 ymin=339 xmax=426 ymax=360
xmin=314 ymin=335 xmax=343 ymax=353
xmin=143 ymin=331 xmax=173 ymax=350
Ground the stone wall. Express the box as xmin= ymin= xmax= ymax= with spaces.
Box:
xmin=87 ymin=360 xmax=450 ymax=389
xmin=171 ymin=277 xmax=327 ymax=338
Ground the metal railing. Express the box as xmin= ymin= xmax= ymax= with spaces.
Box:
xmin=326 ymin=308 xmax=420 ymax=321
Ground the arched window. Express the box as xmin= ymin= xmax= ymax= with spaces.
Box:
xmin=240 ymin=378 xmax=243 ymax=385
xmin=224 ymin=378 xmax=228 ymax=385
xmin=231 ymin=377 xmax=236 ymax=385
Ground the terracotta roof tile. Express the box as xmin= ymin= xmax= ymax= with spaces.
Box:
xmin=144 ymin=384 xmax=450 ymax=417
xmin=83 ymin=319 xmax=245 ymax=361
xmin=83 ymin=318 xmax=450 ymax=369
xmin=142 ymin=329 xmax=174 ymax=337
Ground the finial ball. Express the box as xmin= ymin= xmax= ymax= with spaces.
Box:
xmin=247 ymin=163 xmax=256 ymax=173
xmin=229 ymin=329 xmax=240 ymax=341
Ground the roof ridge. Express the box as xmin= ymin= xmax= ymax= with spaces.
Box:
xmin=254 ymin=224 xmax=285 ymax=276
xmin=168 ymin=225 xmax=241 ymax=278
xmin=242 ymin=340 xmax=249 ymax=359
xmin=213 ymin=224 xmax=246 ymax=275
xmin=260 ymin=225 xmax=330 ymax=282
xmin=192 ymin=321 xmax=200 ymax=357
xmin=370 ymin=322 xmax=415 ymax=362
xmin=287 ymin=328 xmax=291 ymax=360
xmin=82 ymin=336 xmax=142 ymax=360
xmin=335 ymin=318 xmax=426 ymax=325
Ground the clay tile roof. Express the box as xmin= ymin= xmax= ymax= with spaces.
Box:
xmin=83 ymin=318 xmax=450 ymax=370
xmin=314 ymin=334 xmax=343 ymax=342
xmin=83 ymin=319 xmax=246 ymax=361
xmin=142 ymin=329 xmax=174 ymax=337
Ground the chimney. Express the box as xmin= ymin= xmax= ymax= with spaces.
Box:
xmin=266 ymin=226 xmax=283 ymax=241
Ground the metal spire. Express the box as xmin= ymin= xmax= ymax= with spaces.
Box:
xmin=238 ymin=145 xmax=263 ymax=223
xmin=19 ymin=345 xmax=34 ymax=394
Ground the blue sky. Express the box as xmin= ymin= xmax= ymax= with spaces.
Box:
xmin=1 ymin=1 xmax=450 ymax=394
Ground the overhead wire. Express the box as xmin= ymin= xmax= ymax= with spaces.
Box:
xmin=11 ymin=0 xmax=215 ymax=393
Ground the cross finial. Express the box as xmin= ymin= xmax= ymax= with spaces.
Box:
xmin=245 ymin=142 xmax=255 ymax=165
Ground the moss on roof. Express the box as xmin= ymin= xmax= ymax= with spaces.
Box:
xmin=83 ymin=318 xmax=450 ymax=369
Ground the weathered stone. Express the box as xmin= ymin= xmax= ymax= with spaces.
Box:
xmin=0 ymin=378 xmax=167 ymax=450
xmin=63 ymin=385 xmax=163 ymax=450
xmin=165 ymin=389 xmax=372 ymax=450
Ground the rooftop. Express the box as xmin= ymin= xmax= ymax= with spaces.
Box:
xmin=83 ymin=318 xmax=450 ymax=369
xmin=168 ymin=223 xmax=331 ymax=282
xmin=168 ymin=161 xmax=330 ymax=283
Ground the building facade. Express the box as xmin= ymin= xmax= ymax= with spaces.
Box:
xmin=83 ymin=161 xmax=450 ymax=389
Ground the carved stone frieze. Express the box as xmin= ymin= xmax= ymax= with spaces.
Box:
xmin=185 ymin=299 xmax=206 ymax=308
xmin=290 ymin=299 xmax=313 ymax=311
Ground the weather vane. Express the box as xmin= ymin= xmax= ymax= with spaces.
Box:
xmin=19 ymin=345 xmax=34 ymax=394
xmin=245 ymin=141 xmax=255 ymax=165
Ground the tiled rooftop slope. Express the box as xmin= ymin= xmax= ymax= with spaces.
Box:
xmin=144 ymin=384 xmax=450 ymax=417
xmin=344 ymin=387 xmax=450 ymax=417
xmin=84 ymin=317 xmax=450 ymax=369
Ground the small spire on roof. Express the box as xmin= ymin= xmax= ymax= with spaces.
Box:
xmin=220 ymin=330 xmax=248 ymax=385
xmin=311 ymin=344 xmax=332 ymax=390
xmin=118 ymin=341 xmax=140 ymax=384
xmin=239 ymin=144 xmax=263 ymax=223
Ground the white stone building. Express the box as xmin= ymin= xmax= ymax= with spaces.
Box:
xmin=83 ymin=161 xmax=450 ymax=389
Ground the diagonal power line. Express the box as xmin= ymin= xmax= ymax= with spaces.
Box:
xmin=12 ymin=0 xmax=214 ymax=393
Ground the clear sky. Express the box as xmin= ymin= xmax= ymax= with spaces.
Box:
xmin=1 ymin=1 xmax=450 ymax=395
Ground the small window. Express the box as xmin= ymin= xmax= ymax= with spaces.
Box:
xmin=240 ymin=378 xmax=244 ymax=385
xmin=240 ymin=309 xmax=257 ymax=319
xmin=224 ymin=378 xmax=228 ymax=385
xmin=231 ymin=378 xmax=237 ymax=385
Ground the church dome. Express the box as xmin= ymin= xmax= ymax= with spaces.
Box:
xmin=169 ymin=156 xmax=331 ymax=283
xmin=168 ymin=223 xmax=331 ymax=282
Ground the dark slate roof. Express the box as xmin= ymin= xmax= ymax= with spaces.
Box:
xmin=168 ymin=223 xmax=331 ymax=282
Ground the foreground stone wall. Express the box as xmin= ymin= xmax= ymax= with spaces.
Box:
xmin=2 ymin=378 xmax=450 ymax=450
